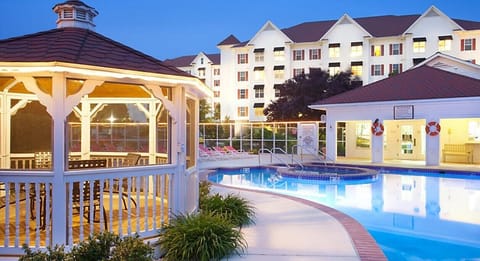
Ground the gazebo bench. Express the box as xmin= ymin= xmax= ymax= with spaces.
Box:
xmin=442 ymin=144 xmax=473 ymax=163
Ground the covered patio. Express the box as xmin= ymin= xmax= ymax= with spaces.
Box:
xmin=310 ymin=53 xmax=480 ymax=167
xmin=0 ymin=0 xmax=210 ymax=255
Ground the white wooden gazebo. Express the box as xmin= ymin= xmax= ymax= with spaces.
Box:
xmin=0 ymin=0 xmax=211 ymax=255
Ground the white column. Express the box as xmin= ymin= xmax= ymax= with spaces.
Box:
xmin=80 ymin=99 xmax=91 ymax=159
xmin=325 ymin=118 xmax=336 ymax=162
xmin=171 ymin=86 xmax=186 ymax=214
xmin=371 ymin=121 xmax=384 ymax=163
xmin=425 ymin=119 xmax=441 ymax=166
xmin=51 ymin=73 xmax=67 ymax=245
xmin=0 ymin=94 xmax=9 ymax=168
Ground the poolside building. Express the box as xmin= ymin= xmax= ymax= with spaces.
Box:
xmin=0 ymin=0 xmax=210 ymax=256
xmin=167 ymin=6 xmax=480 ymax=122
xmin=309 ymin=52 xmax=480 ymax=166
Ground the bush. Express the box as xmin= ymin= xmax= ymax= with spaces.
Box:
xmin=19 ymin=231 xmax=153 ymax=261
xmin=158 ymin=212 xmax=246 ymax=261
xmin=201 ymin=193 xmax=255 ymax=227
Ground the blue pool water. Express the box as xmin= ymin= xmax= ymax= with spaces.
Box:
xmin=208 ymin=166 xmax=480 ymax=260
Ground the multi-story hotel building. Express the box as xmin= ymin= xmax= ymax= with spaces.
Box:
xmin=166 ymin=6 xmax=480 ymax=122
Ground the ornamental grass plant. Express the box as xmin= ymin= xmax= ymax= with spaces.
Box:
xmin=201 ymin=193 xmax=256 ymax=227
xmin=158 ymin=212 xmax=247 ymax=261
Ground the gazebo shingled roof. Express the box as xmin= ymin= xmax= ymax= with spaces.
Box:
xmin=0 ymin=27 xmax=192 ymax=77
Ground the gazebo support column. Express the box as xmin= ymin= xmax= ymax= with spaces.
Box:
xmin=51 ymin=73 xmax=67 ymax=246
xmin=171 ymin=86 xmax=187 ymax=214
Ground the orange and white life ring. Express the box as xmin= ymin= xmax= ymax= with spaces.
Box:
xmin=371 ymin=122 xmax=384 ymax=136
xmin=425 ymin=121 xmax=441 ymax=136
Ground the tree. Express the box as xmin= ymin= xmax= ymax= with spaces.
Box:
xmin=264 ymin=69 xmax=362 ymax=121
xmin=199 ymin=99 xmax=214 ymax=123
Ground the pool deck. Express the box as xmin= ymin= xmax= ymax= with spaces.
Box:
xmin=199 ymin=154 xmax=480 ymax=261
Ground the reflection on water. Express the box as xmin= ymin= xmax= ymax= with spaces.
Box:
xmin=209 ymin=167 xmax=480 ymax=259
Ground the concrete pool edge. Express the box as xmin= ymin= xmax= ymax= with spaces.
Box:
xmin=204 ymin=176 xmax=387 ymax=260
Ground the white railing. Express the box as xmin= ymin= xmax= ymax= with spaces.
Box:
xmin=0 ymin=164 xmax=175 ymax=255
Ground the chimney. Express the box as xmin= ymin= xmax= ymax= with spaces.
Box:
xmin=52 ymin=1 xmax=98 ymax=30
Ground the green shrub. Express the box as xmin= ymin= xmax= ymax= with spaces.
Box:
xmin=19 ymin=244 xmax=67 ymax=261
xmin=70 ymin=231 xmax=120 ymax=260
xmin=201 ymin=193 xmax=255 ymax=227
xmin=111 ymin=234 xmax=153 ymax=261
xmin=199 ymin=180 xmax=211 ymax=208
xmin=19 ymin=231 xmax=153 ymax=261
xmin=159 ymin=212 xmax=246 ymax=261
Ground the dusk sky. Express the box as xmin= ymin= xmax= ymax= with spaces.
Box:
xmin=1 ymin=1 xmax=479 ymax=60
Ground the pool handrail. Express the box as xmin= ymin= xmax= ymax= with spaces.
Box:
xmin=258 ymin=148 xmax=295 ymax=168
xmin=291 ymin=144 xmax=333 ymax=165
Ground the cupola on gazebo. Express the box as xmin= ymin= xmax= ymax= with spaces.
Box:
xmin=0 ymin=0 xmax=211 ymax=255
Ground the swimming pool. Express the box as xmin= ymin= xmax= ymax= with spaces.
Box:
xmin=208 ymin=165 xmax=480 ymax=260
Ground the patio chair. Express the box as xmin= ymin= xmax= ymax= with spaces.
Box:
xmin=114 ymin=153 xmax=141 ymax=209
xmin=72 ymin=181 xmax=107 ymax=230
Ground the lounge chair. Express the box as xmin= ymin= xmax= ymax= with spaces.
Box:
xmin=199 ymin=145 xmax=224 ymax=159
xmin=213 ymin=146 xmax=232 ymax=157
xmin=224 ymin=146 xmax=252 ymax=158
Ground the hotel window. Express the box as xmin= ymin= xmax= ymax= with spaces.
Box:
xmin=198 ymin=68 xmax=205 ymax=77
xmin=273 ymin=47 xmax=285 ymax=61
xmin=309 ymin=48 xmax=321 ymax=60
xmin=293 ymin=68 xmax=305 ymax=77
xmin=237 ymin=106 xmax=248 ymax=117
xmin=200 ymin=58 xmax=204 ymax=64
xmin=350 ymin=62 xmax=363 ymax=77
xmin=293 ymin=50 xmax=305 ymax=61
xmin=371 ymin=45 xmax=384 ymax=56
xmin=254 ymin=103 xmax=264 ymax=116
xmin=254 ymin=48 xmax=265 ymax=62
xmin=237 ymin=89 xmax=248 ymax=99
xmin=237 ymin=53 xmax=248 ymax=64
xmin=461 ymin=38 xmax=476 ymax=51
xmin=438 ymin=35 xmax=452 ymax=51
xmin=413 ymin=37 xmax=426 ymax=53
xmin=329 ymin=43 xmax=340 ymax=58
xmin=389 ymin=43 xmax=403 ymax=55
xmin=389 ymin=63 xmax=403 ymax=75
xmin=237 ymin=71 xmax=248 ymax=81
xmin=328 ymin=62 xmax=340 ymax=76
xmin=214 ymin=80 xmax=220 ymax=87
xmin=213 ymin=91 xmax=220 ymax=98
xmin=274 ymin=84 xmax=282 ymax=98
xmin=371 ymin=64 xmax=384 ymax=76
xmin=350 ymin=42 xmax=363 ymax=57
xmin=213 ymin=68 xmax=220 ymax=75
xmin=254 ymin=67 xmax=265 ymax=81
xmin=254 ymin=85 xmax=264 ymax=98
xmin=274 ymin=65 xmax=285 ymax=79
xmin=355 ymin=122 xmax=371 ymax=148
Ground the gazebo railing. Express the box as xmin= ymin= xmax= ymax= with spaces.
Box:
xmin=0 ymin=164 xmax=175 ymax=255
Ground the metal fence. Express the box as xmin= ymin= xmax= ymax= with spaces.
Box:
xmin=199 ymin=121 xmax=326 ymax=154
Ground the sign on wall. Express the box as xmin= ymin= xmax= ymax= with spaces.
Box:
xmin=394 ymin=105 xmax=414 ymax=120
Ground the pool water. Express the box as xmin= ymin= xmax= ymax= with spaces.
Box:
xmin=208 ymin=166 xmax=480 ymax=260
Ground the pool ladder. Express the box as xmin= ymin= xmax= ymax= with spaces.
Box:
xmin=258 ymin=148 xmax=304 ymax=169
